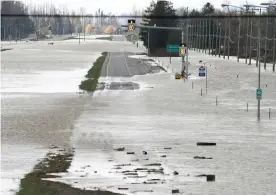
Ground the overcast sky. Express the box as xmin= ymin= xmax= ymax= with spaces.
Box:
xmin=23 ymin=0 xmax=271 ymax=14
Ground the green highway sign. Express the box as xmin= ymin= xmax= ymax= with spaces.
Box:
xmin=256 ymin=88 xmax=262 ymax=100
xmin=167 ymin=44 xmax=179 ymax=52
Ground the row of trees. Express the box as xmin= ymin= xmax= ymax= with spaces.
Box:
xmin=139 ymin=1 xmax=276 ymax=64
xmin=1 ymin=1 xmax=119 ymax=40
xmin=1 ymin=1 xmax=34 ymax=40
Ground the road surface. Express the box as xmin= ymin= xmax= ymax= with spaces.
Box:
xmin=99 ymin=36 xmax=162 ymax=90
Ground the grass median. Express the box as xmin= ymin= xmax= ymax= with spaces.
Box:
xmin=79 ymin=52 xmax=108 ymax=93
xmin=16 ymin=149 xmax=122 ymax=195
xmin=96 ymin=36 xmax=112 ymax=41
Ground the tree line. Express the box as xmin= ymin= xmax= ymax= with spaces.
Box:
xmin=139 ymin=1 xmax=276 ymax=64
xmin=1 ymin=1 xmax=118 ymax=40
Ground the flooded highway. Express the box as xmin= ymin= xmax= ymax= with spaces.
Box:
xmin=1 ymin=35 xmax=276 ymax=195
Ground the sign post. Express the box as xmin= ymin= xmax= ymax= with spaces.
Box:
xmin=199 ymin=65 xmax=207 ymax=94
xmin=179 ymin=44 xmax=185 ymax=57
xmin=128 ymin=19 xmax=135 ymax=32
xmin=256 ymin=88 xmax=262 ymax=100
xmin=167 ymin=44 xmax=179 ymax=64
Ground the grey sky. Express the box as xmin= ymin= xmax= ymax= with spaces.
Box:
xmin=23 ymin=0 xmax=271 ymax=14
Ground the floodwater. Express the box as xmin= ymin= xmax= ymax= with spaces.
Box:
xmin=47 ymin=44 xmax=276 ymax=194
xmin=1 ymin=37 xmax=102 ymax=194
xmin=2 ymin=36 xmax=276 ymax=195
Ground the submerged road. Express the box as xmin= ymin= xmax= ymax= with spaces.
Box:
xmin=100 ymin=36 xmax=159 ymax=90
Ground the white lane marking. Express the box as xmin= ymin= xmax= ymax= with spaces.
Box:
xmin=123 ymin=50 xmax=135 ymax=90
xmin=106 ymin=53 xmax=112 ymax=77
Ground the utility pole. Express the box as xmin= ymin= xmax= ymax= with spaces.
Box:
xmin=273 ymin=17 xmax=276 ymax=72
xmin=148 ymin=29 xmax=150 ymax=56
xmin=257 ymin=7 xmax=261 ymax=121
xmin=264 ymin=16 xmax=268 ymax=69
xmin=237 ymin=10 xmax=241 ymax=62
xmin=245 ymin=12 xmax=250 ymax=64
xmin=182 ymin=29 xmax=185 ymax=76
xmin=185 ymin=7 xmax=189 ymax=79
xmin=249 ymin=16 xmax=253 ymax=65
xmin=223 ymin=18 xmax=227 ymax=59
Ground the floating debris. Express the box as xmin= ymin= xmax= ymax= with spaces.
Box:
xmin=173 ymin=171 xmax=179 ymax=175
xmin=134 ymin=168 xmax=148 ymax=171
xmin=207 ymin=175 xmax=215 ymax=181
xmin=145 ymin=163 xmax=161 ymax=166
xmin=127 ymin=152 xmax=135 ymax=155
xmin=115 ymin=164 xmax=131 ymax=166
xmin=172 ymin=189 xmax=179 ymax=193
xmin=164 ymin=147 xmax=172 ymax=150
xmin=118 ymin=187 xmax=128 ymax=190
xmin=114 ymin=147 xmax=125 ymax=151
xmin=148 ymin=179 xmax=160 ymax=181
xmin=194 ymin=156 xmax=213 ymax=159
xmin=161 ymin=155 xmax=166 ymax=158
xmin=143 ymin=151 xmax=148 ymax=155
xmin=196 ymin=174 xmax=206 ymax=177
xmin=122 ymin=170 xmax=137 ymax=173
xmin=197 ymin=142 xmax=216 ymax=146
xmin=124 ymin=172 xmax=138 ymax=176
xmin=143 ymin=181 xmax=158 ymax=184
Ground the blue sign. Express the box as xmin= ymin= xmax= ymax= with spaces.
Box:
xmin=167 ymin=44 xmax=179 ymax=52
xmin=199 ymin=66 xmax=206 ymax=77
xmin=199 ymin=72 xmax=206 ymax=76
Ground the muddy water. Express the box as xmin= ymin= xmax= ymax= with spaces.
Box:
xmin=1 ymin=40 xmax=102 ymax=194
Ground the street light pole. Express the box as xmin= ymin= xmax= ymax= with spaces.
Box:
xmin=148 ymin=29 xmax=150 ymax=56
xmin=182 ymin=29 xmax=185 ymax=76
xmin=237 ymin=10 xmax=241 ymax=62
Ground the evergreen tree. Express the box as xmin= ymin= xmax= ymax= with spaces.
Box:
xmin=139 ymin=0 xmax=179 ymax=54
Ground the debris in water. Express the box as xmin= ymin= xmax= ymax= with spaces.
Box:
xmin=145 ymin=163 xmax=161 ymax=166
xmin=164 ymin=147 xmax=172 ymax=150
xmin=127 ymin=152 xmax=135 ymax=155
xmin=196 ymin=174 xmax=207 ymax=177
xmin=115 ymin=163 xmax=131 ymax=166
xmin=118 ymin=188 xmax=128 ymax=190
xmin=172 ymin=189 xmax=179 ymax=193
xmin=143 ymin=181 xmax=158 ymax=184
xmin=173 ymin=171 xmax=179 ymax=175
xmin=194 ymin=156 xmax=213 ymax=159
xmin=197 ymin=142 xmax=216 ymax=146
xmin=114 ymin=147 xmax=125 ymax=151
xmin=207 ymin=175 xmax=215 ymax=181
xmin=135 ymin=168 xmax=148 ymax=171
xmin=161 ymin=155 xmax=166 ymax=158
xmin=143 ymin=151 xmax=147 ymax=155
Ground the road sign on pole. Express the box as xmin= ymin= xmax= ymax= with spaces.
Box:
xmin=179 ymin=44 xmax=185 ymax=56
xmin=128 ymin=19 xmax=135 ymax=31
xmin=199 ymin=66 xmax=206 ymax=77
xmin=167 ymin=44 xmax=179 ymax=52
xmin=256 ymin=88 xmax=262 ymax=100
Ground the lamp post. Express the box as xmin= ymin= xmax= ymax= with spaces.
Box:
xmin=243 ymin=4 xmax=266 ymax=121
xmin=222 ymin=4 xmax=245 ymax=61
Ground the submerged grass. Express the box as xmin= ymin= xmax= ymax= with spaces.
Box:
xmin=79 ymin=52 xmax=108 ymax=93
xmin=95 ymin=36 xmax=112 ymax=40
xmin=16 ymin=150 xmax=122 ymax=195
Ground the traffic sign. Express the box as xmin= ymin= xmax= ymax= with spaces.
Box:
xmin=167 ymin=44 xmax=179 ymax=52
xmin=199 ymin=66 xmax=206 ymax=77
xmin=256 ymin=88 xmax=262 ymax=100
xmin=128 ymin=19 xmax=135 ymax=31
xmin=179 ymin=46 xmax=185 ymax=56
